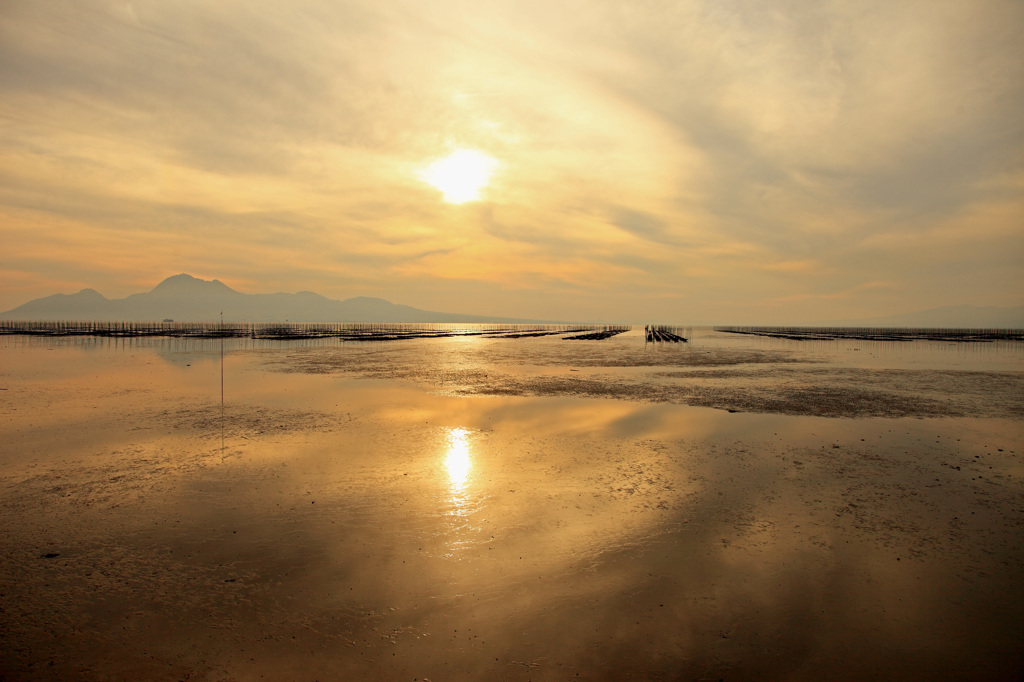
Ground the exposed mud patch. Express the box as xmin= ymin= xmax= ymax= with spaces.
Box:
xmin=268 ymin=343 xmax=811 ymax=374
xmin=267 ymin=345 xmax=1023 ymax=418
xmin=654 ymin=367 xmax=1024 ymax=418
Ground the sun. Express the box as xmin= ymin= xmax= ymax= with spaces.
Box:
xmin=419 ymin=149 xmax=498 ymax=203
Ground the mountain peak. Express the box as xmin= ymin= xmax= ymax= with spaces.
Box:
xmin=150 ymin=274 xmax=237 ymax=296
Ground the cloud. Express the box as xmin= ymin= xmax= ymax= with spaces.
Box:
xmin=0 ymin=0 xmax=1021 ymax=321
xmin=609 ymin=207 xmax=676 ymax=245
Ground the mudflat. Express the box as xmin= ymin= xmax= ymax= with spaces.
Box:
xmin=1 ymin=329 xmax=1022 ymax=680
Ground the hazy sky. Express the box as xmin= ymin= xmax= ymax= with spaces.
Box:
xmin=2 ymin=0 xmax=1022 ymax=323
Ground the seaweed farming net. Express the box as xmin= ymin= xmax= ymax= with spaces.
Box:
xmin=644 ymin=325 xmax=688 ymax=343
xmin=715 ymin=326 xmax=1024 ymax=342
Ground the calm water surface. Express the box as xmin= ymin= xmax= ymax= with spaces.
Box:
xmin=1 ymin=328 xmax=1021 ymax=680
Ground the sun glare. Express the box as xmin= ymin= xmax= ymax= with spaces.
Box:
xmin=419 ymin=149 xmax=498 ymax=203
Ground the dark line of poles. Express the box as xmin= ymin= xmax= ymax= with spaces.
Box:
xmin=563 ymin=326 xmax=631 ymax=341
xmin=645 ymin=325 xmax=688 ymax=343
xmin=715 ymin=326 xmax=1024 ymax=343
xmin=0 ymin=320 xmax=602 ymax=341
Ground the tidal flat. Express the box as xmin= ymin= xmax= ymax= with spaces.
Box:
xmin=1 ymin=328 xmax=1022 ymax=680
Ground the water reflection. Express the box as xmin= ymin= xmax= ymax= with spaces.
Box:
xmin=445 ymin=427 xmax=472 ymax=490
xmin=441 ymin=427 xmax=481 ymax=558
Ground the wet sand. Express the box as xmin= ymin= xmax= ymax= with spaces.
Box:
xmin=1 ymin=330 xmax=1022 ymax=680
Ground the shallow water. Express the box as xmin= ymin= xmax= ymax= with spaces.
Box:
xmin=1 ymin=330 xmax=1022 ymax=680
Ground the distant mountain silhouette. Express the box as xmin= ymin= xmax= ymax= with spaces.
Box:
xmin=0 ymin=274 xmax=544 ymax=323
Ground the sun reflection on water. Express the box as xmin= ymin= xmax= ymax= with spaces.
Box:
xmin=441 ymin=427 xmax=481 ymax=558
xmin=445 ymin=427 xmax=472 ymax=490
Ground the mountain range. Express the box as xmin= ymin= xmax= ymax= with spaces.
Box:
xmin=3 ymin=274 xmax=1022 ymax=327
xmin=0 ymin=274 xmax=543 ymax=323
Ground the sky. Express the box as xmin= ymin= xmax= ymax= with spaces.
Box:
xmin=1 ymin=0 xmax=1022 ymax=324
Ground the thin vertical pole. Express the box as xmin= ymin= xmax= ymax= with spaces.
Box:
xmin=220 ymin=310 xmax=225 ymax=453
